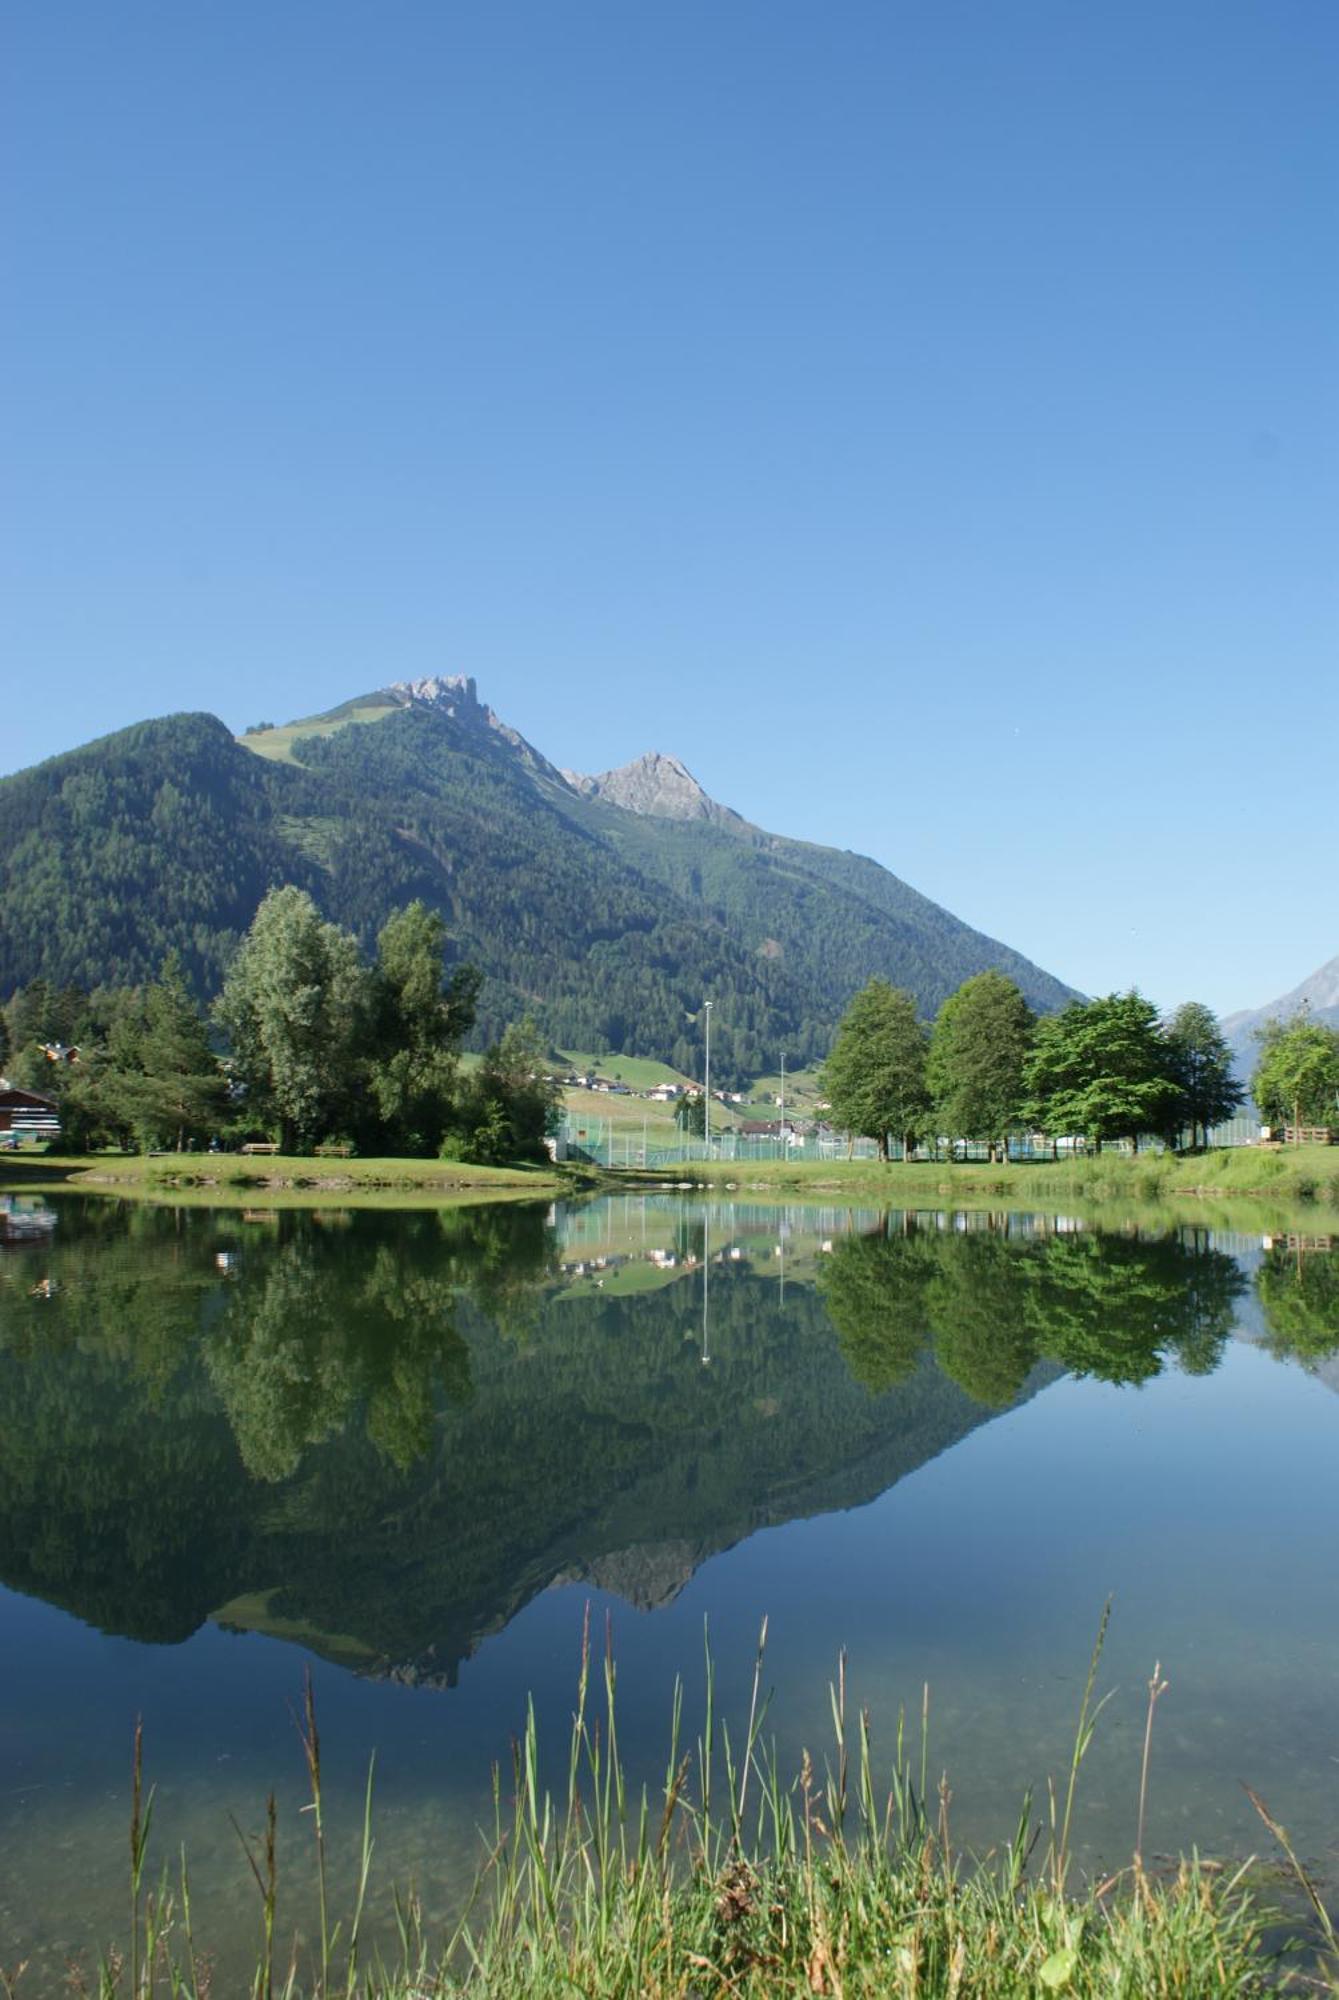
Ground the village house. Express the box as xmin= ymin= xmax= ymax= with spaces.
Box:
xmin=0 ymin=1083 xmax=61 ymax=1143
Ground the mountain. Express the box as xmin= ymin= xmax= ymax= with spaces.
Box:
xmin=564 ymin=750 xmax=748 ymax=826
xmin=0 ymin=674 xmax=1076 ymax=1078
xmin=1221 ymin=951 xmax=1339 ymax=1076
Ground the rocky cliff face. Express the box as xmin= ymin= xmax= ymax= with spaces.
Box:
xmin=387 ymin=674 xmax=568 ymax=782
xmin=564 ymin=750 xmax=747 ymax=827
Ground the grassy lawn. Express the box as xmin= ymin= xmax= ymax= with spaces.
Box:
xmin=639 ymin=1142 xmax=1339 ymax=1211
xmin=0 ymin=1149 xmax=571 ymax=1207
xmin=748 ymin=1063 xmax=825 ymax=1109
xmin=557 ymin=1048 xmax=698 ymax=1090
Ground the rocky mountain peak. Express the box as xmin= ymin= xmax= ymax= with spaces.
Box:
xmin=564 ymin=750 xmax=746 ymax=826
xmin=388 ymin=673 xmax=484 ymax=717
xmin=384 ymin=675 xmax=565 ymax=781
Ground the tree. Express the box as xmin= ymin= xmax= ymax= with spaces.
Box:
xmin=458 ymin=1019 xmax=561 ymax=1164
xmin=926 ymin=1232 xmax=1039 ymax=1406
xmin=1256 ymin=1243 xmax=1339 ymax=1362
xmin=75 ymin=956 xmax=227 ymax=1151
xmin=817 ymin=1224 xmax=936 ymax=1391
xmin=1022 ymin=1231 xmax=1241 ymax=1384
xmin=927 ymin=971 xmax=1035 ymax=1161
xmin=820 ymin=979 xmax=930 ymax=1161
xmin=215 ymin=887 xmax=372 ymax=1151
xmin=1022 ymin=992 xmax=1180 ymax=1153
xmin=368 ymin=902 xmax=479 ymax=1154
xmin=1251 ymin=1015 xmax=1339 ymax=1138
xmin=675 ymin=1092 xmax=706 ymax=1137
xmin=1162 ymin=1001 xmax=1244 ymax=1149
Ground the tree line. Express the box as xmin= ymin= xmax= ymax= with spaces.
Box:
xmin=0 ymin=886 xmax=559 ymax=1161
xmin=819 ymin=971 xmax=1339 ymax=1156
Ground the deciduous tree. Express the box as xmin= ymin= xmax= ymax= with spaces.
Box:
xmin=927 ymin=971 xmax=1035 ymax=1161
xmin=1022 ymin=992 xmax=1179 ymax=1153
xmin=1251 ymin=1015 xmax=1339 ymax=1137
xmin=369 ymin=901 xmax=479 ymax=1154
xmin=216 ymin=887 xmax=371 ymax=1151
xmin=820 ymin=979 xmax=930 ymax=1161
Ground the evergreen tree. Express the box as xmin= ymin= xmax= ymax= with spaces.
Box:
xmin=675 ymin=1092 xmax=707 ymax=1137
xmin=820 ymin=979 xmax=930 ymax=1160
xmin=458 ymin=1019 xmax=561 ymax=1164
xmin=1022 ymin=992 xmax=1180 ymax=1153
xmin=71 ymin=957 xmax=227 ymax=1151
xmin=927 ymin=971 xmax=1035 ymax=1161
xmin=1163 ymin=1001 xmax=1243 ymax=1148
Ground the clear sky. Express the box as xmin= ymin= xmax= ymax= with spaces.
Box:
xmin=3 ymin=2 xmax=1335 ymax=1017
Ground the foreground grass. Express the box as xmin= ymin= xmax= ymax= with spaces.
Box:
xmin=69 ymin=1621 xmax=1334 ymax=1998
xmin=641 ymin=1143 xmax=1339 ymax=1211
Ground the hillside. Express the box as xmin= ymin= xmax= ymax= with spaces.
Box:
xmin=1221 ymin=950 xmax=1339 ymax=1076
xmin=0 ymin=676 xmax=1075 ymax=1078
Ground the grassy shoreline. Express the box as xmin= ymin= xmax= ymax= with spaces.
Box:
xmin=6 ymin=1142 xmax=1339 ymax=1224
xmin=76 ymin=1629 xmax=1335 ymax=1997
xmin=0 ymin=1149 xmax=579 ymax=1207
xmin=620 ymin=1143 xmax=1339 ymax=1210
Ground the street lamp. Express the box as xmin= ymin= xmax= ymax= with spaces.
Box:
xmin=779 ymin=1050 xmax=786 ymax=1160
xmin=703 ymin=999 xmax=712 ymax=1160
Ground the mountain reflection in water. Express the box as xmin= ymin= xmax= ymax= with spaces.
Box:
xmin=0 ymin=1196 xmax=1332 ymax=1685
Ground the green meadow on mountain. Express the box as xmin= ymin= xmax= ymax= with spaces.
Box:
xmin=0 ymin=677 xmax=1074 ymax=1081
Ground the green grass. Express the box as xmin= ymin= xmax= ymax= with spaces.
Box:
xmin=237 ymin=698 xmax=401 ymax=764
xmin=73 ymin=1619 xmax=1331 ymax=1997
xmin=0 ymin=1150 xmax=573 ymax=1209
xmin=748 ymin=1064 xmax=825 ymax=1108
xmin=558 ymin=1050 xmax=698 ymax=1090
xmin=643 ymin=1143 xmax=1339 ymax=1212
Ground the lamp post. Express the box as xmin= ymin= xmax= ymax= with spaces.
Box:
xmin=779 ymin=1050 xmax=786 ymax=1160
xmin=703 ymin=999 xmax=713 ymax=1161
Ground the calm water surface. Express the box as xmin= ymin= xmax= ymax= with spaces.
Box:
xmin=1 ymin=1191 xmax=1337 ymax=1984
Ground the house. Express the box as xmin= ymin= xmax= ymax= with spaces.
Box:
xmin=0 ymin=1085 xmax=61 ymax=1138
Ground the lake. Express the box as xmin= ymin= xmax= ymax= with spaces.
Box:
xmin=1 ymin=1190 xmax=1337 ymax=1985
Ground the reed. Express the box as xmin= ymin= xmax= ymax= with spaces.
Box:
xmin=73 ymin=1622 xmax=1332 ymax=1998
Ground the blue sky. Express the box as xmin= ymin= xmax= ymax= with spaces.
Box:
xmin=3 ymin=2 xmax=1334 ymax=1017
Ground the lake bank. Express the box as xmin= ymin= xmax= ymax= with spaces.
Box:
xmin=0 ymin=1148 xmax=581 ymax=1206
xmin=7 ymin=1143 xmax=1339 ymax=1230
xmin=619 ymin=1142 xmax=1339 ymax=1210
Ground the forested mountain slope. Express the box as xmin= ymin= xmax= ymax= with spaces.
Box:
xmin=0 ymin=677 xmax=1074 ymax=1075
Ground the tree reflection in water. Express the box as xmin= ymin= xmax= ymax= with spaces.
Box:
xmin=819 ymin=1215 xmax=1249 ymax=1405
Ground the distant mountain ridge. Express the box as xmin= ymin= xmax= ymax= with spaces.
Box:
xmin=0 ymin=677 xmax=1077 ymax=1077
xmin=1221 ymin=950 xmax=1339 ymax=1075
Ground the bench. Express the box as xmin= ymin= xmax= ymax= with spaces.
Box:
xmin=240 ymin=1142 xmax=280 ymax=1156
